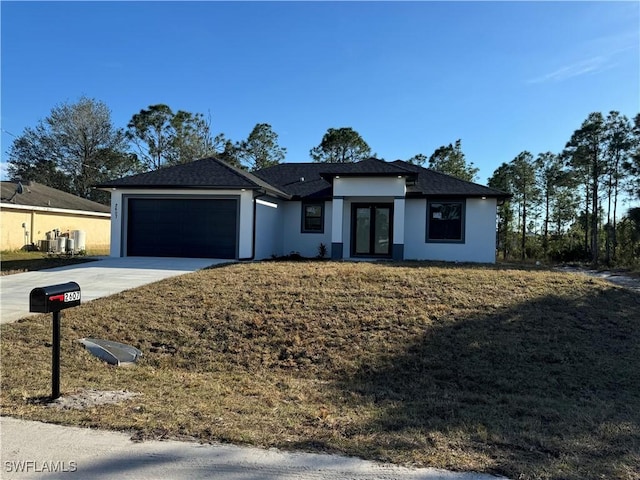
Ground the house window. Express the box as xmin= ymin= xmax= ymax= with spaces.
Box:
xmin=427 ymin=200 xmax=465 ymax=242
xmin=302 ymin=202 xmax=324 ymax=233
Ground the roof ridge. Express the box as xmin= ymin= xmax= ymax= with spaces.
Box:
xmin=207 ymin=156 xmax=260 ymax=188
xmin=212 ymin=157 xmax=291 ymax=198
xmin=390 ymin=159 xmax=421 ymax=172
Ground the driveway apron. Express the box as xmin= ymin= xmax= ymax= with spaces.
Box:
xmin=0 ymin=257 xmax=227 ymax=324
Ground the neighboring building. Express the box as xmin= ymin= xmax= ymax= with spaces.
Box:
xmin=96 ymin=157 xmax=509 ymax=263
xmin=1 ymin=181 xmax=111 ymax=252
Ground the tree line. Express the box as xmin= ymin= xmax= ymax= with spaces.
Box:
xmin=488 ymin=111 xmax=640 ymax=268
xmin=6 ymin=96 xmax=478 ymax=202
xmin=7 ymin=98 xmax=287 ymax=203
xmin=6 ymin=98 xmax=639 ymax=267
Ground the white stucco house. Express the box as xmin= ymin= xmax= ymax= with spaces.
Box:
xmin=96 ymin=157 xmax=508 ymax=263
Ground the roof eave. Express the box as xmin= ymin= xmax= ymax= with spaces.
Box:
xmin=319 ymin=172 xmax=418 ymax=181
xmin=406 ymin=192 xmax=512 ymax=199
xmin=96 ymin=183 xmax=292 ymax=200
xmin=95 ymin=184 xmax=262 ymax=191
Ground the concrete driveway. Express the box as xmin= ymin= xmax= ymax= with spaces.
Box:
xmin=0 ymin=256 xmax=229 ymax=324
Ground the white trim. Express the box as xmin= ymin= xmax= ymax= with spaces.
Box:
xmin=0 ymin=202 xmax=111 ymax=218
xmin=256 ymin=198 xmax=278 ymax=208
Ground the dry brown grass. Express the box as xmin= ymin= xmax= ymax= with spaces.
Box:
xmin=1 ymin=261 xmax=639 ymax=479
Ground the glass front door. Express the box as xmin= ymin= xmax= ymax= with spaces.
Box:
xmin=352 ymin=204 xmax=392 ymax=257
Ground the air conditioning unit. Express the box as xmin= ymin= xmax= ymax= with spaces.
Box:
xmin=54 ymin=237 xmax=67 ymax=254
xmin=38 ymin=240 xmax=51 ymax=253
xmin=70 ymin=230 xmax=86 ymax=252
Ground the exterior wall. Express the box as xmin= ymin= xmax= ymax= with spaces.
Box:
xmin=392 ymin=198 xmax=405 ymax=260
xmin=333 ymin=177 xmax=406 ymax=197
xmin=254 ymin=196 xmax=283 ymax=260
xmin=282 ymin=201 xmax=332 ymax=258
xmin=1 ymin=206 xmax=111 ymax=252
xmin=403 ymin=197 xmax=497 ymax=263
xmin=107 ymin=188 xmax=255 ymax=259
xmin=103 ymin=186 xmax=497 ymax=263
xmin=108 ymin=190 xmax=123 ymax=257
xmin=237 ymin=190 xmax=255 ymax=259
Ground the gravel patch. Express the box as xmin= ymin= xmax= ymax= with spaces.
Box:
xmin=555 ymin=266 xmax=640 ymax=292
xmin=47 ymin=389 xmax=141 ymax=410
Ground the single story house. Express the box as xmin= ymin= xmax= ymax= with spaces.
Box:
xmin=1 ymin=181 xmax=111 ymax=252
xmin=96 ymin=157 xmax=508 ymax=263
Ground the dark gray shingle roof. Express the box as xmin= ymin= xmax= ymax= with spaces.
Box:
xmin=95 ymin=156 xmax=508 ymax=200
xmin=95 ymin=157 xmax=289 ymax=197
xmin=0 ymin=181 xmax=110 ymax=213
xmin=254 ymin=159 xmax=509 ymax=199
xmin=391 ymin=160 xmax=509 ymax=197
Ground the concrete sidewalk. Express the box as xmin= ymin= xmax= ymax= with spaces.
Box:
xmin=0 ymin=417 xmax=506 ymax=480
xmin=0 ymin=257 xmax=227 ymax=324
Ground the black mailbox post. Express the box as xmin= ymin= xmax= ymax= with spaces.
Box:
xmin=29 ymin=282 xmax=81 ymax=399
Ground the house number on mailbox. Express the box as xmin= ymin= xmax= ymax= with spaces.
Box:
xmin=64 ymin=291 xmax=81 ymax=302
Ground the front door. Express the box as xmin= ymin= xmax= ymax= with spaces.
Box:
xmin=351 ymin=204 xmax=393 ymax=257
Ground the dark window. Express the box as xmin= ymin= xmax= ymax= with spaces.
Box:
xmin=302 ymin=203 xmax=324 ymax=233
xmin=427 ymin=200 xmax=465 ymax=242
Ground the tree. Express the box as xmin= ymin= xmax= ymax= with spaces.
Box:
xmin=616 ymin=207 xmax=640 ymax=267
xmin=7 ymin=125 xmax=70 ymax=191
xmin=428 ymin=139 xmax=479 ymax=182
xmin=310 ymin=127 xmax=371 ymax=163
xmin=562 ymin=145 xmax=591 ymax=260
xmin=603 ymin=111 xmax=634 ymax=263
xmin=489 ymin=162 xmax=515 ymax=260
xmin=623 ymin=113 xmax=640 ymax=200
xmin=126 ymin=104 xmax=174 ymax=170
xmin=535 ymin=152 xmax=577 ymax=255
xmin=214 ymin=137 xmax=242 ymax=169
xmin=509 ymin=151 xmax=540 ymax=260
xmin=167 ymin=110 xmax=218 ymax=167
xmin=236 ymin=123 xmax=286 ymax=171
xmin=7 ymin=96 xmax=139 ymax=202
xmin=127 ymin=104 xmax=218 ymax=170
xmin=407 ymin=153 xmax=427 ymax=166
xmin=550 ymin=188 xmax=579 ymax=238
xmin=563 ymin=112 xmax=606 ymax=264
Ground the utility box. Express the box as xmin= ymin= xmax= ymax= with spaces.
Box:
xmin=29 ymin=282 xmax=81 ymax=313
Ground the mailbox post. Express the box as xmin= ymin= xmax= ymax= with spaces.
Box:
xmin=29 ymin=282 xmax=81 ymax=399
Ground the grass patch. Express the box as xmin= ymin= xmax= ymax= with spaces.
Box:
xmin=1 ymin=261 xmax=639 ymax=479
xmin=1 ymin=250 xmax=98 ymax=275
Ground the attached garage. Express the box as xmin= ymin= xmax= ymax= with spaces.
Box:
xmin=96 ymin=157 xmax=290 ymax=260
xmin=125 ymin=197 xmax=238 ymax=259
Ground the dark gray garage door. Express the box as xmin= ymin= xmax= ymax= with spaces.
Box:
xmin=126 ymin=198 xmax=238 ymax=258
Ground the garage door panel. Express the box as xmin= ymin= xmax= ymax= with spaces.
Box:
xmin=127 ymin=198 xmax=238 ymax=258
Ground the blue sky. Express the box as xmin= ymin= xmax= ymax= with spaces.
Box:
xmin=1 ymin=1 xmax=639 ymax=194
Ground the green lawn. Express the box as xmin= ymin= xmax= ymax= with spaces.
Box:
xmin=1 ymin=261 xmax=638 ymax=480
